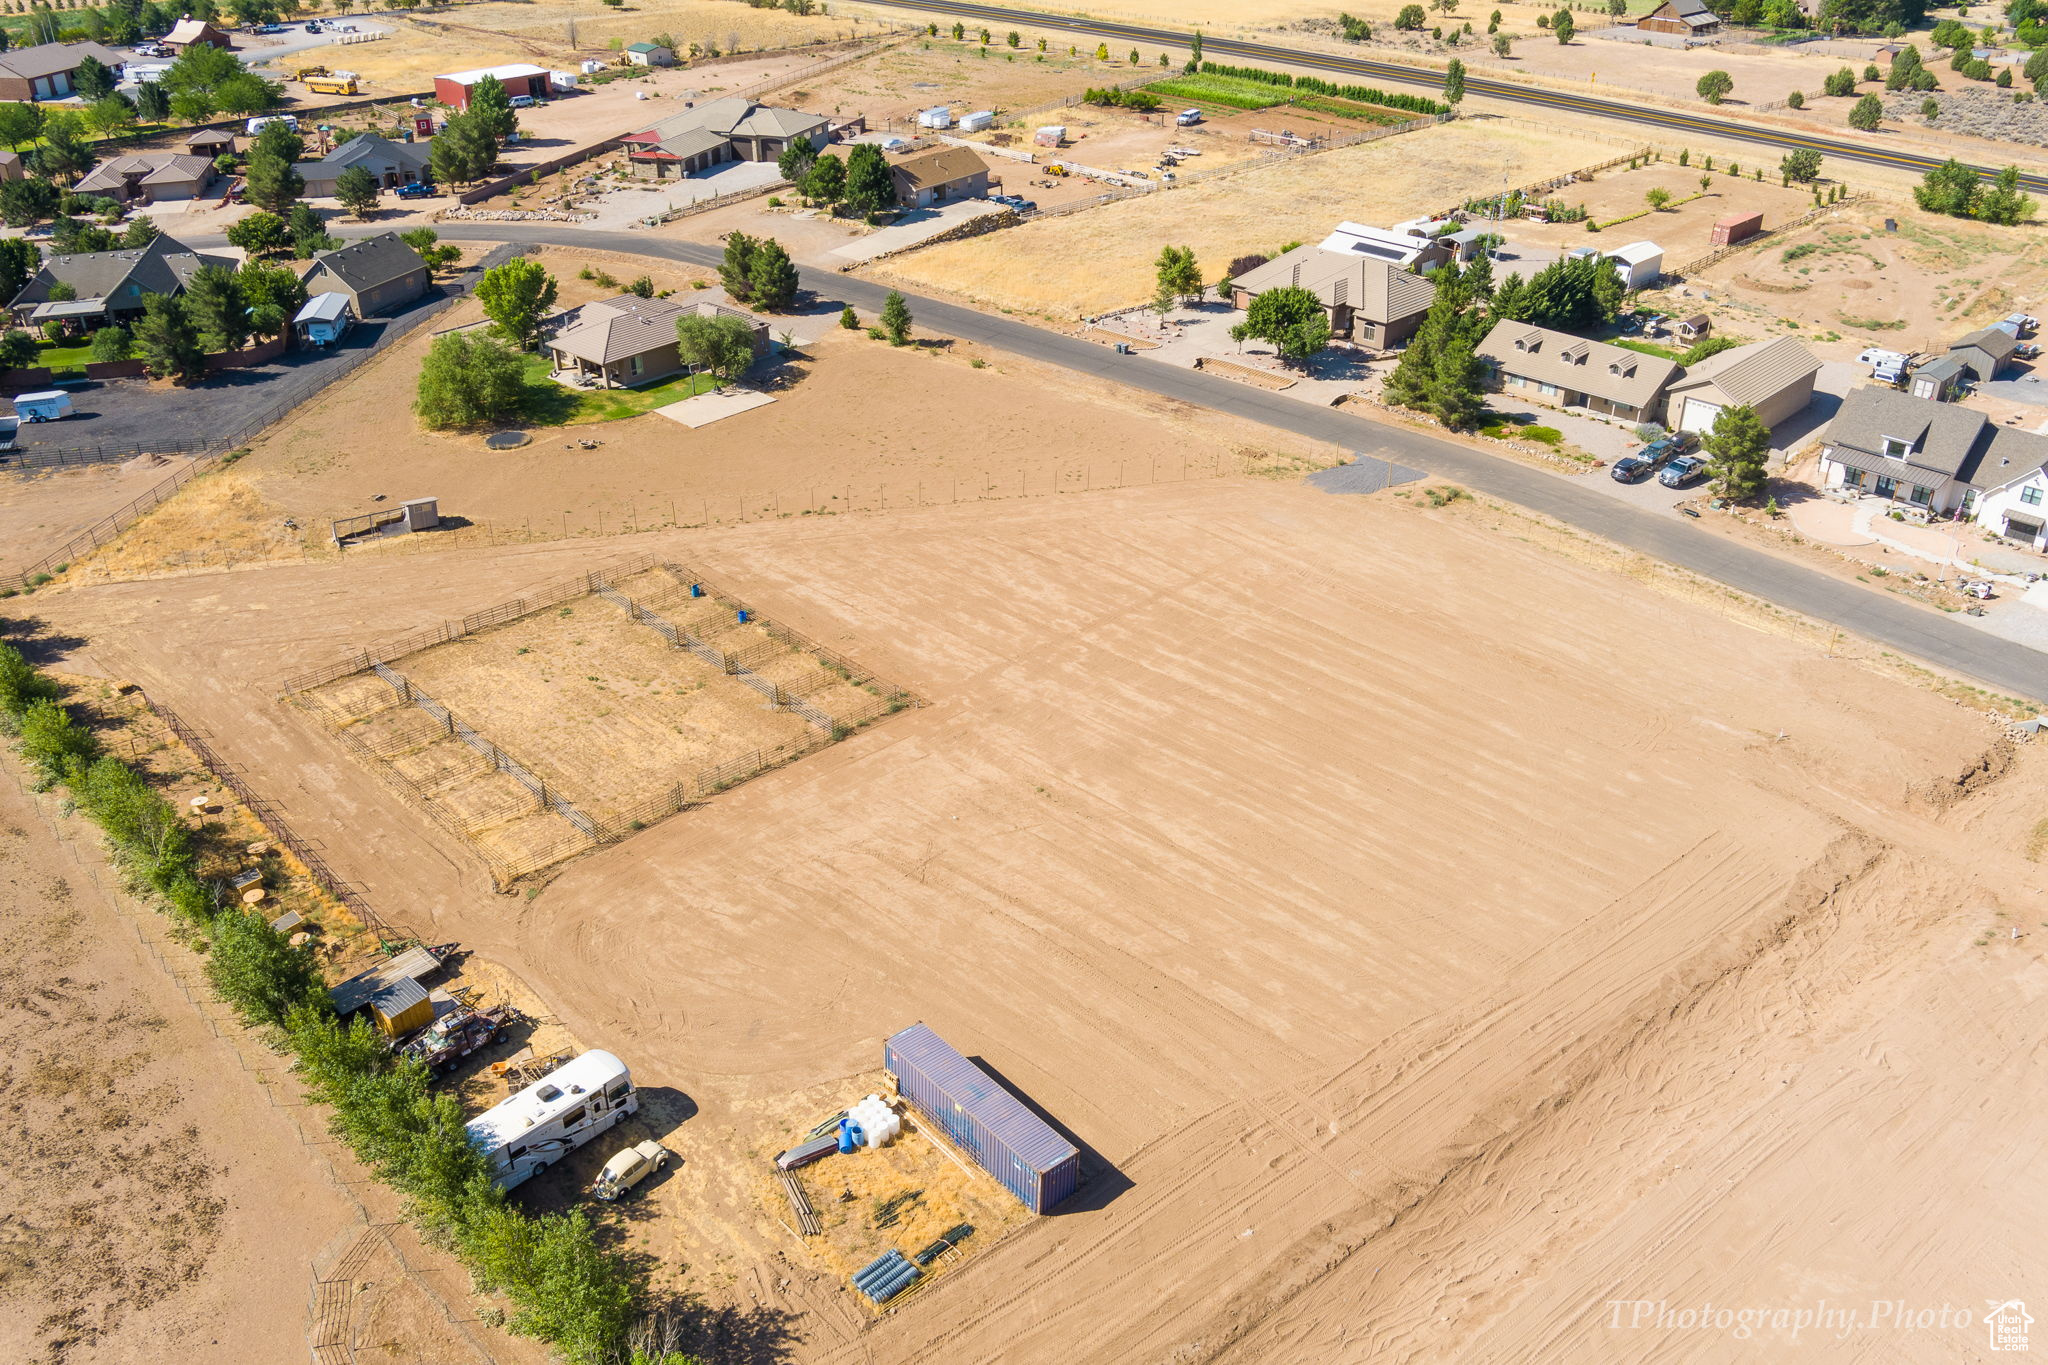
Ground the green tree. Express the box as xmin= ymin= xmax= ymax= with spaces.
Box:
xmin=84 ymin=93 xmax=136 ymax=139
xmin=400 ymin=227 xmax=460 ymax=270
xmin=0 ymin=100 xmax=43 ymax=151
xmin=1974 ymin=165 xmax=2036 ymax=225
xmin=0 ymin=236 xmax=37 ymax=302
xmin=88 ymin=324 xmax=133 ymax=363
xmin=1240 ymin=286 xmax=1331 ymax=368
xmin=1885 ymin=43 xmax=1923 ymax=89
xmin=1847 ymin=92 xmax=1884 ymax=129
xmin=1493 ymin=32 xmax=1513 ymax=56
xmin=226 ymin=209 xmax=290 ymax=256
xmin=1780 ymin=147 xmax=1823 ymax=182
xmin=0 ymin=640 xmax=59 ymax=718
xmin=474 ymin=257 xmax=557 ymax=348
xmin=839 ymin=304 xmax=858 ymax=329
xmin=288 ymin=203 xmax=340 ymax=257
xmin=880 ymin=289 xmax=912 ymax=345
xmin=1702 ymin=403 xmax=1771 ymax=501
xmin=843 ymin=142 xmax=896 ymax=217
xmin=131 ymin=292 xmax=205 ymax=383
xmin=205 ymin=909 xmax=326 ymax=1029
xmin=746 ymin=237 xmax=799 ymax=311
xmin=73 ymin=53 xmax=117 ymax=102
xmin=1646 ymin=185 xmax=1672 ymax=209
xmin=1822 ymin=66 xmax=1858 ymax=96
xmin=1914 ymin=157 xmax=1981 ymax=215
xmin=429 ymin=112 xmax=498 ymax=186
xmin=1153 ymin=243 xmax=1203 ymax=303
xmin=1445 ymin=57 xmax=1466 ymax=104
xmin=0 ymin=176 xmax=55 ymax=228
xmin=801 ymin=150 xmax=845 ymax=206
xmin=334 ymin=163 xmax=380 ymax=220
xmin=214 ymin=71 xmax=278 ymax=117
xmin=17 ymin=698 xmax=97 ymax=781
xmin=467 ymin=72 xmax=519 ymax=142
xmin=1696 ymin=69 xmax=1733 ymax=103
xmin=133 ymin=79 xmax=171 ymax=124
xmin=1395 ymin=3 xmax=1426 ymax=26
xmin=414 ymin=332 xmax=528 ymax=428
xmin=237 ymin=258 xmax=306 ymax=320
xmin=243 ymin=144 xmax=303 ymax=214
xmin=718 ymin=229 xmax=759 ymax=302
xmin=1553 ymin=8 xmax=1575 ymax=41
xmin=36 ymin=113 xmax=93 ymax=183
xmin=674 ymin=311 xmax=758 ymax=381
xmin=0 ymin=328 xmax=37 ymax=371
xmin=1922 ymin=95 xmax=1941 ymax=117
xmin=183 ymin=263 xmax=249 ymax=354
xmin=775 ymin=137 xmax=816 ymax=184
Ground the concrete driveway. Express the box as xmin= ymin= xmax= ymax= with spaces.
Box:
xmin=575 ymin=161 xmax=787 ymax=231
xmin=827 ymin=199 xmax=1008 ymax=265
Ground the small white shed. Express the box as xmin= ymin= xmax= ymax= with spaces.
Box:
xmin=1604 ymin=240 xmax=1665 ymax=291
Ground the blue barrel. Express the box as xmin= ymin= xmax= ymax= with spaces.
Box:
xmin=736 ymin=608 xmax=752 ymax=624
xmin=837 ymin=1119 xmax=863 ymax=1154
xmin=690 ymin=583 xmax=704 ymax=598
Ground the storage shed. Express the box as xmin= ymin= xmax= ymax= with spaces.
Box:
xmin=1709 ymin=211 xmax=1763 ymax=247
xmin=885 ymin=1022 xmax=1080 ymax=1213
xmin=328 ymin=945 xmax=442 ymax=1037
xmin=434 ymin=63 xmax=552 ymax=111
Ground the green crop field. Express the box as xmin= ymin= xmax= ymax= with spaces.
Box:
xmin=1146 ymin=73 xmax=1411 ymax=123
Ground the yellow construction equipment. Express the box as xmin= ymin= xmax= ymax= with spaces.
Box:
xmin=293 ymin=64 xmax=330 ymax=81
xmin=303 ymin=74 xmax=360 ymax=96
xmin=1045 ymin=162 xmax=1069 ymax=176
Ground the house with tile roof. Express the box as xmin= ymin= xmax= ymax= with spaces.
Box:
xmin=621 ymin=98 xmax=830 ymax=178
xmin=74 ymin=152 xmax=217 ymax=205
xmin=544 ymin=295 xmax=767 ymax=388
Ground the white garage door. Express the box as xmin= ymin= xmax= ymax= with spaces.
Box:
xmin=1678 ymin=398 xmax=1722 ymax=434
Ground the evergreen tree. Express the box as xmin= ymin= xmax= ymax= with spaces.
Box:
xmin=182 ymin=263 xmax=248 ymax=353
xmin=719 ymin=230 xmax=758 ymax=302
xmin=73 ymin=53 xmax=116 ymax=101
xmin=334 ymin=163 xmax=380 ymax=220
xmin=775 ymin=137 xmax=816 ymax=183
xmin=1445 ymin=58 xmax=1466 ymax=104
xmin=801 ymin=151 xmax=845 ymax=206
xmin=881 ymin=289 xmax=912 ymax=345
xmin=243 ymin=144 xmax=303 ymax=214
xmin=843 ymin=142 xmax=895 ymax=217
xmin=1703 ymin=403 xmax=1771 ymax=502
xmin=131 ymin=292 xmax=205 ymax=384
xmin=466 ymin=73 xmax=518 ymax=142
xmin=746 ymin=238 xmax=799 ymax=311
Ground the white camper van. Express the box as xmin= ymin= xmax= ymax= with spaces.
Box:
xmin=466 ymin=1049 xmax=638 ymax=1189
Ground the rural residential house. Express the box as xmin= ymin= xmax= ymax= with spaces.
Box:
xmin=433 ymin=62 xmax=551 ymax=111
xmin=0 ymin=40 xmax=127 ymax=102
xmin=301 ymin=233 xmax=432 ymax=316
xmin=74 ymin=152 xmax=217 ymax=204
xmin=544 ymin=294 xmax=768 ymax=388
xmin=162 ymin=18 xmax=232 ymax=52
xmin=887 ymin=146 xmax=991 ymax=209
xmin=1316 ymin=219 xmax=1457 ymax=273
xmin=623 ymin=42 xmax=675 ymax=66
xmin=1477 ymin=320 xmax=1680 ymax=423
xmin=1635 ymin=0 xmax=1721 ymax=36
xmin=8 ymin=233 xmax=230 ymax=328
xmin=620 ymin=98 xmax=830 ymax=177
xmin=1229 ymin=247 xmax=1435 ymax=348
xmin=1946 ymin=325 xmax=2019 ymax=384
xmin=1816 ymin=388 xmax=2048 ymax=541
xmin=1660 ymin=335 xmax=1821 ymax=433
xmin=296 ymin=133 xmax=431 ymax=196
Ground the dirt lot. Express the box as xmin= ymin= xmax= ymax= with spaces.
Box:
xmin=26 ymin=472 xmax=2048 ymax=1362
xmin=1682 ymin=197 xmax=2048 ymax=358
xmin=1505 ymin=160 xmax=1823 ymax=258
xmin=59 ymin=269 xmax=1322 ymax=584
xmin=0 ymin=455 xmax=194 ymax=579
xmin=766 ymin=34 xmax=1109 ymax=125
xmin=873 ymin=116 xmax=1594 ymax=319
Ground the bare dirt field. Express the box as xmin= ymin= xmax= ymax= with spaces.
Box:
xmin=1683 ymin=198 xmax=2048 ymax=358
xmin=872 ymin=116 xmax=1596 ymax=318
xmin=336 ymin=2 xmax=857 ymax=89
xmin=766 ymin=34 xmax=1108 ymax=124
xmin=1506 ymin=160 xmax=1822 ymax=258
xmin=0 ymin=454 xmax=195 ymax=579
xmin=28 ymin=472 xmax=2048 ymax=1362
xmin=56 ymin=284 xmax=1325 ymax=585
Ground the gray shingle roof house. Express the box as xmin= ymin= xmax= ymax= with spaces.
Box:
xmin=621 ymin=98 xmax=830 ymax=177
xmin=1818 ymin=387 xmax=2048 ymax=541
xmin=296 ymin=133 xmax=432 ymax=197
xmin=545 ymin=294 xmax=767 ymax=388
xmin=1477 ymin=320 xmax=1681 ymax=422
xmin=301 ymin=233 xmax=431 ymax=317
xmin=74 ymin=152 xmax=217 ymax=204
xmin=0 ymin=41 xmax=127 ymax=102
xmin=1230 ymin=246 xmax=1437 ymax=348
xmin=1947 ymin=325 xmax=2019 ymax=384
xmin=9 ymin=234 xmax=231 ymax=325
xmin=1662 ymin=334 xmax=1822 ymax=432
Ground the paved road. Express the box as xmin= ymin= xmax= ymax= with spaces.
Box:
xmin=852 ymin=0 xmax=2048 ymax=193
xmin=221 ymin=222 xmax=2045 ymax=701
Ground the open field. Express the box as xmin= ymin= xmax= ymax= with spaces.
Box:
xmin=1682 ymin=198 xmax=2048 ymax=358
xmin=0 ymin=455 xmax=196 ymax=579
xmin=51 ymin=276 xmax=1328 ymax=585
xmin=334 ymin=2 xmax=857 ymax=89
xmin=872 ymin=116 xmax=1594 ymax=318
xmin=767 ymin=34 xmax=1111 ymax=123
xmin=1503 ymin=160 xmax=1823 ymax=256
xmin=27 ymin=473 xmax=2048 ymax=1360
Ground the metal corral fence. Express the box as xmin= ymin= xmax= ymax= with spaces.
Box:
xmin=138 ymin=693 xmax=411 ymax=943
xmin=284 ymin=556 xmax=920 ymax=884
xmin=6 ymin=244 xmax=527 ymax=591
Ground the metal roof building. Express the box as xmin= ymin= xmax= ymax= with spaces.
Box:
xmin=886 ymin=1022 xmax=1080 ymax=1213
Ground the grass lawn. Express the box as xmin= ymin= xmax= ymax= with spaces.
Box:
xmin=1611 ymin=337 xmax=1684 ymax=361
xmin=517 ymin=353 xmax=722 ymax=425
xmin=36 ymin=341 xmax=96 ymax=372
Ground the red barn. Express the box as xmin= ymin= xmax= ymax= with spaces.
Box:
xmin=433 ymin=63 xmax=551 ymax=112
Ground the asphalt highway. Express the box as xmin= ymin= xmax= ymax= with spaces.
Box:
xmin=851 ymin=0 xmax=2048 ymax=192
xmin=387 ymin=224 xmax=2045 ymax=702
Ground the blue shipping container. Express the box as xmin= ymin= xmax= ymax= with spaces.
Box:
xmin=885 ymin=1022 xmax=1080 ymax=1213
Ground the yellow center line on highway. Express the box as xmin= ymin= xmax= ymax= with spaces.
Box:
xmin=865 ymin=0 xmax=2048 ymax=192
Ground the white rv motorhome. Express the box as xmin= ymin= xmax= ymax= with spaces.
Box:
xmin=466 ymin=1049 xmax=638 ymax=1189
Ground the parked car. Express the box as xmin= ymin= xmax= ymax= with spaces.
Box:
xmin=303 ymin=19 xmax=324 ymax=32
xmin=395 ymin=180 xmax=435 ymax=198
xmin=1642 ymin=431 xmax=1698 ymax=464
xmin=251 ymin=21 xmax=282 ymax=33
xmin=590 ymin=1140 xmax=668 ymax=1201
xmin=509 ymin=93 xmax=537 ymax=108
xmin=1659 ymin=453 xmax=1708 ymax=488
xmin=1610 ymin=454 xmax=1655 ymax=483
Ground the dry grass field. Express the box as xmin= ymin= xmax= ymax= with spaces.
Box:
xmin=31 ymin=474 xmax=2048 ymax=1362
xmin=872 ymin=117 xmax=1594 ymax=318
xmin=767 ymin=35 xmax=1109 ymax=122
xmin=336 ymin=1 xmax=857 ymax=88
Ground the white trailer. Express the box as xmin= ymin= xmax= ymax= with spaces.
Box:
xmin=466 ymin=1049 xmax=639 ymax=1189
